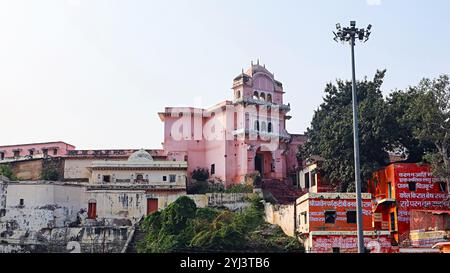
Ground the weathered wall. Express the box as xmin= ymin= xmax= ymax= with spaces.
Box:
xmin=2 ymin=158 xmax=65 ymax=181
xmin=9 ymin=159 xmax=43 ymax=180
xmin=264 ymin=202 xmax=295 ymax=236
xmin=3 ymin=183 xmax=86 ymax=230
xmin=0 ymin=183 xmax=144 ymax=253
xmin=88 ymin=190 xmax=146 ymax=220
xmin=90 ymin=169 xmax=187 ymax=186
xmin=189 ymin=194 xmax=208 ymax=208
xmin=308 ymin=233 xmax=394 ymax=253
xmin=43 ymin=157 xmax=65 ymax=181
xmin=410 ymin=210 xmax=450 ymax=231
xmin=64 ymin=158 xmax=94 ymax=181
xmin=0 ymin=226 xmax=131 ymax=253
xmin=0 ymin=176 xmax=7 ymax=215
xmin=189 ymin=193 xmax=254 ymax=211
xmin=2 ymin=183 xmax=187 ymax=224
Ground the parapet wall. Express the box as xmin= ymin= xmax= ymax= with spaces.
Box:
xmin=189 ymin=192 xmax=258 ymax=211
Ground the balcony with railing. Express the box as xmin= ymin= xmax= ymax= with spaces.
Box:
xmin=233 ymin=98 xmax=290 ymax=112
xmin=87 ymin=182 xmax=185 ymax=191
xmin=232 ymin=128 xmax=291 ymax=140
xmin=100 ymin=178 xmax=182 ymax=184
xmin=105 ymin=179 xmax=151 ymax=184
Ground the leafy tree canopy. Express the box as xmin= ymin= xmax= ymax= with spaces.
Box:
xmin=386 ymin=88 xmax=436 ymax=162
xmin=299 ymin=70 xmax=390 ymax=192
xmin=300 ymin=71 xmax=450 ymax=193
xmin=405 ymin=75 xmax=450 ymax=190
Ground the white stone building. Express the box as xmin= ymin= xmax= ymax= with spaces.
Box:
xmin=0 ymin=150 xmax=188 ymax=252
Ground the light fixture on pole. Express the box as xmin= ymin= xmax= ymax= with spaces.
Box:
xmin=333 ymin=21 xmax=372 ymax=254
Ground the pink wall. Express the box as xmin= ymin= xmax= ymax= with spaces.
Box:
xmin=161 ymin=63 xmax=303 ymax=187
xmin=0 ymin=141 xmax=75 ymax=159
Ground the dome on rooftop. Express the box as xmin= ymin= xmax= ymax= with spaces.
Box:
xmin=128 ymin=149 xmax=153 ymax=162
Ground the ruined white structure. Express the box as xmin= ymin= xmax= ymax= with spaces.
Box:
xmin=0 ymin=150 xmax=189 ymax=253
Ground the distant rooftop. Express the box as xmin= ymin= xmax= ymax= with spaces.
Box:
xmin=66 ymin=149 xmax=166 ymax=158
xmin=0 ymin=141 xmax=75 ymax=148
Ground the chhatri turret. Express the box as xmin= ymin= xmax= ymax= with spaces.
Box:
xmin=232 ymin=60 xmax=285 ymax=106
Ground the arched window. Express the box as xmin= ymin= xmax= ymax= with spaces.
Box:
xmin=260 ymin=92 xmax=266 ymax=101
xmin=261 ymin=122 xmax=267 ymax=132
xmin=267 ymin=94 xmax=272 ymax=103
xmin=268 ymin=122 xmax=273 ymax=133
xmin=253 ymin=91 xmax=259 ymax=100
xmin=254 ymin=120 xmax=260 ymax=131
xmin=236 ymin=90 xmax=241 ymax=99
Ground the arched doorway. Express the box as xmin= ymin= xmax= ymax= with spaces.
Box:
xmin=255 ymin=148 xmax=273 ymax=179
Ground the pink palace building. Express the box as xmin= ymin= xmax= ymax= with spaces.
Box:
xmin=159 ymin=62 xmax=305 ymax=187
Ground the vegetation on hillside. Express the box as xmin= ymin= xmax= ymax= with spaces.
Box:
xmin=188 ymin=178 xmax=254 ymax=194
xmin=137 ymin=195 xmax=304 ymax=253
xmin=0 ymin=164 xmax=17 ymax=181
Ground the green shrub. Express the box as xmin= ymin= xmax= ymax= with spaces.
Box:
xmin=196 ymin=207 xmax=220 ymax=222
xmin=0 ymin=164 xmax=16 ymax=180
xmin=138 ymin=196 xmax=197 ymax=253
xmin=41 ymin=166 xmax=59 ymax=181
xmin=188 ymin=180 xmax=210 ymax=194
xmin=225 ymin=184 xmax=254 ymax=193
xmin=138 ymin=195 xmax=304 ymax=253
xmin=187 ymin=181 xmax=225 ymax=194
xmin=209 ymin=182 xmax=225 ymax=193
xmin=191 ymin=168 xmax=209 ymax=181
xmin=235 ymin=195 xmax=264 ymax=233
xmin=248 ymin=224 xmax=305 ymax=252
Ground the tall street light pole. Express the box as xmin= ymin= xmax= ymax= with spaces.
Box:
xmin=333 ymin=21 xmax=372 ymax=253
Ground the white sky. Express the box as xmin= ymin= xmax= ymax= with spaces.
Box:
xmin=0 ymin=0 xmax=449 ymax=149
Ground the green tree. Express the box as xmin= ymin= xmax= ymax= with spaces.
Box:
xmin=191 ymin=168 xmax=209 ymax=181
xmin=40 ymin=166 xmax=59 ymax=181
xmin=386 ymin=89 xmax=436 ymax=162
xmin=406 ymin=75 xmax=450 ymax=193
xmin=0 ymin=164 xmax=16 ymax=180
xmin=299 ymin=70 xmax=391 ymax=192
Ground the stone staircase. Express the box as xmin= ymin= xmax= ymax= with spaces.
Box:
xmin=122 ymin=217 xmax=146 ymax=253
xmin=261 ymin=179 xmax=306 ymax=205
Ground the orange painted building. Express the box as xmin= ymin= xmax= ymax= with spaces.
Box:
xmin=295 ymin=193 xmax=395 ymax=253
xmin=297 ymin=162 xmax=335 ymax=193
xmin=368 ymin=163 xmax=449 ymax=245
